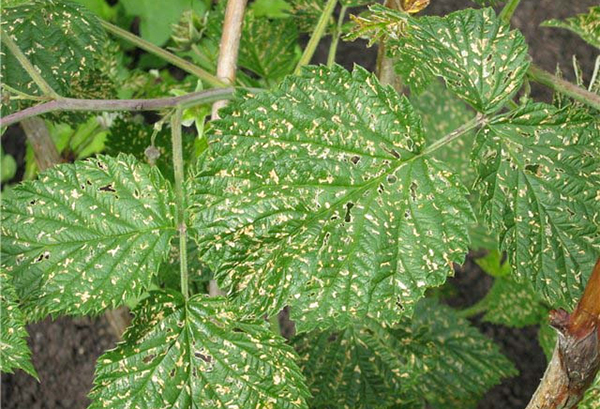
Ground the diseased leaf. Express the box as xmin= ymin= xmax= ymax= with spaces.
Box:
xmin=90 ymin=291 xmax=309 ymax=409
xmin=239 ymin=11 xmax=300 ymax=83
xmin=294 ymin=319 xmax=419 ymax=408
xmin=479 ymin=276 xmax=548 ymax=327
xmin=410 ymin=80 xmax=477 ymax=185
xmin=579 ymin=375 xmax=600 ymax=409
xmin=295 ymin=299 xmax=516 ymax=409
xmin=541 ymin=6 xmax=600 ymax=49
xmin=472 ymin=102 xmax=600 ymax=309
xmin=191 ymin=65 xmax=474 ymax=332
xmin=392 ymin=8 xmax=530 ymax=113
xmin=1 ymin=0 xmax=106 ymax=96
xmin=393 ymin=299 xmax=517 ymax=408
xmin=1 ymin=154 xmax=176 ymax=318
xmin=0 ymin=270 xmax=36 ymax=378
xmin=347 ymin=4 xmax=410 ymax=47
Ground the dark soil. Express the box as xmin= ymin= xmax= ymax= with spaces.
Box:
xmin=2 ymin=1 xmax=598 ymax=408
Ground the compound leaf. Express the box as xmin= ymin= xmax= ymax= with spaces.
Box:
xmin=191 ymin=65 xmax=474 ymax=332
xmin=394 ymin=299 xmax=517 ymax=408
xmin=1 ymin=154 xmax=176 ymax=318
xmin=90 ymin=291 xmax=309 ymax=409
xmin=410 ymin=80 xmax=477 ymax=185
xmin=392 ymin=8 xmax=530 ymax=113
xmin=294 ymin=319 xmax=418 ymax=409
xmin=294 ymin=299 xmax=516 ymax=409
xmin=0 ymin=270 xmax=36 ymax=378
xmin=541 ymin=6 xmax=600 ymax=49
xmin=1 ymin=0 xmax=106 ymax=96
xmin=479 ymin=276 xmax=548 ymax=327
xmin=472 ymin=102 xmax=600 ymax=309
xmin=239 ymin=11 xmax=300 ymax=83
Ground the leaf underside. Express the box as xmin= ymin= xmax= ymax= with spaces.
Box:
xmin=294 ymin=299 xmax=516 ymax=409
xmin=0 ymin=271 xmax=36 ymax=378
xmin=90 ymin=291 xmax=309 ymax=409
xmin=191 ymin=65 xmax=474 ymax=332
xmin=392 ymin=8 xmax=530 ymax=113
xmin=1 ymin=154 xmax=176 ymax=318
xmin=473 ymin=103 xmax=600 ymax=309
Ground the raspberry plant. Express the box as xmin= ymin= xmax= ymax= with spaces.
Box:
xmin=1 ymin=0 xmax=599 ymax=408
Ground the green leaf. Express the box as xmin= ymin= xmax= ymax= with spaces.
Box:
xmin=0 ymin=270 xmax=37 ymax=378
xmin=1 ymin=154 xmax=176 ymax=318
xmin=346 ymin=4 xmax=410 ymax=47
xmin=294 ymin=299 xmax=516 ymax=409
xmin=294 ymin=319 xmax=419 ymax=408
xmin=251 ymin=0 xmax=293 ymax=19
xmin=392 ymin=8 xmax=530 ymax=113
xmin=90 ymin=291 xmax=309 ymax=409
xmin=1 ymin=0 xmax=106 ymax=96
xmin=541 ymin=6 xmax=600 ymax=49
xmin=394 ymin=299 xmax=517 ymax=408
xmin=239 ymin=11 xmax=300 ymax=83
xmin=479 ymin=276 xmax=548 ymax=327
xmin=579 ymin=375 xmax=600 ymax=409
xmin=472 ymin=102 xmax=600 ymax=309
xmin=290 ymin=0 xmax=333 ymax=33
xmin=119 ymin=0 xmax=208 ymax=46
xmin=475 ymin=250 xmax=509 ymax=277
xmin=410 ymin=80 xmax=477 ymax=186
xmin=191 ymin=65 xmax=474 ymax=332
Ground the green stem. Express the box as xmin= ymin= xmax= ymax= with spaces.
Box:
xmin=295 ymin=0 xmax=337 ymax=74
xmin=1 ymin=28 xmax=60 ymax=98
xmin=457 ymin=299 xmax=489 ymax=319
xmin=171 ymin=108 xmax=189 ymax=299
xmin=499 ymin=0 xmax=522 ymax=24
xmin=100 ymin=20 xmax=227 ymax=88
xmin=528 ymin=64 xmax=600 ymax=111
xmin=423 ymin=113 xmax=487 ymax=156
xmin=327 ymin=5 xmax=347 ymax=67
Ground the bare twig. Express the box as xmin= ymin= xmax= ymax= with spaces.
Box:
xmin=211 ymin=0 xmax=248 ymax=119
xmin=376 ymin=0 xmax=403 ymax=91
xmin=528 ymin=64 xmax=600 ymax=111
xmin=20 ymin=118 xmax=61 ymax=171
xmin=526 ymin=259 xmax=600 ymax=409
xmin=1 ymin=88 xmax=236 ymax=128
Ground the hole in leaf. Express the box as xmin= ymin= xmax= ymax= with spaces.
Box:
xmin=344 ymin=202 xmax=354 ymax=223
xmin=409 ymin=182 xmax=418 ymax=201
xmin=194 ymin=351 xmax=213 ymax=363
xmin=99 ymin=183 xmax=116 ymax=193
xmin=350 ymin=155 xmax=361 ymax=165
xmin=169 ymin=369 xmax=176 ymax=377
xmin=327 ymin=333 xmax=338 ymax=343
xmin=377 ymin=184 xmax=385 ymax=194
xmin=29 ymin=199 xmax=37 ymax=205
xmin=386 ymin=148 xmax=400 ymax=159
xmin=387 ymin=175 xmax=397 ymax=184
xmin=525 ymin=164 xmax=541 ymax=175
xmin=142 ymin=354 xmax=156 ymax=364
